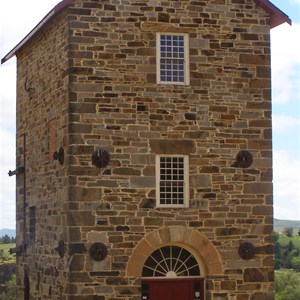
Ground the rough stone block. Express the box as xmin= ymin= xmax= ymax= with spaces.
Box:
xmin=252 ymin=206 xmax=273 ymax=216
xmin=250 ymin=292 xmax=274 ymax=300
xmin=87 ymin=231 xmax=108 ymax=243
xmin=243 ymin=183 xmax=272 ymax=194
xmin=67 ymin=211 xmax=95 ymax=226
xmin=70 ymin=187 xmax=102 ymax=202
xmin=69 ymin=254 xmax=85 ymax=271
xmin=239 ymin=54 xmax=269 ymax=65
xmin=244 ymin=268 xmax=266 ymax=282
xmin=113 ymin=168 xmax=141 ymax=176
xmin=149 ymin=139 xmax=196 ymax=154
xmin=130 ymin=177 xmax=155 ymax=188
xmin=190 ymin=175 xmax=211 ymax=187
xmin=144 ymin=217 xmax=163 ymax=226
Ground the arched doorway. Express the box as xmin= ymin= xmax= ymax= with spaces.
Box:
xmin=127 ymin=226 xmax=223 ymax=277
xmin=127 ymin=226 xmax=223 ymax=300
xmin=141 ymin=245 xmax=205 ymax=300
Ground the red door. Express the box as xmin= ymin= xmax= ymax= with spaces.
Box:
xmin=151 ymin=280 xmax=191 ymax=300
xmin=142 ymin=278 xmax=204 ymax=300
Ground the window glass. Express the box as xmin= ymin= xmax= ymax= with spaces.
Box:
xmin=157 ymin=33 xmax=189 ymax=84
xmin=156 ymin=155 xmax=189 ymax=207
xmin=142 ymin=245 xmax=200 ymax=277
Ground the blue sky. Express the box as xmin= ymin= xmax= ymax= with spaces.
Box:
xmin=0 ymin=0 xmax=299 ymax=229
xmin=270 ymin=1 xmax=300 ymax=220
xmin=272 ymin=0 xmax=300 ymax=157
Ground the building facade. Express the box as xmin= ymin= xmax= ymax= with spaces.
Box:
xmin=2 ymin=0 xmax=291 ymax=299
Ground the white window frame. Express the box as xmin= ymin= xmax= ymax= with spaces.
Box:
xmin=156 ymin=155 xmax=189 ymax=208
xmin=156 ymin=33 xmax=190 ymax=85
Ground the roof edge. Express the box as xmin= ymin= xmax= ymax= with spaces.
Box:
xmin=255 ymin=0 xmax=292 ymax=28
xmin=1 ymin=0 xmax=292 ymax=64
xmin=1 ymin=0 xmax=72 ymax=64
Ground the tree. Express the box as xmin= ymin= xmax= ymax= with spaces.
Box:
xmin=0 ymin=264 xmax=16 ymax=285
xmin=283 ymin=227 xmax=293 ymax=237
xmin=0 ymin=274 xmax=16 ymax=300
xmin=298 ymin=228 xmax=300 ymax=236
xmin=291 ymin=256 xmax=300 ymax=271
xmin=275 ymin=271 xmax=300 ymax=300
xmin=274 ymin=230 xmax=300 ymax=271
xmin=287 ymin=240 xmax=295 ymax=252
xmin=281 ymin=250 xmax=293 ymax=269
xmin=0 ymin=235 xmax=11 ymax=244
xmin=274 ymin=233 xmax=281 ymax=269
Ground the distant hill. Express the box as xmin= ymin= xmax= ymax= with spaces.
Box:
xmin=274 ymin=219 xmax=300 ymax=232
xmin=0 ymin=228 xmax=16 ymax=238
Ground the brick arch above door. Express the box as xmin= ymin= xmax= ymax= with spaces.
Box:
xmin=126 ymin=226 xmax=223 ymax=277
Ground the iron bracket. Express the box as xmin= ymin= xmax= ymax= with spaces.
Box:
xmin=8 ymin=166 xmax=25 ymax=177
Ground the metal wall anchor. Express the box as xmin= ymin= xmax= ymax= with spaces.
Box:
xmin=8 ymin=166 xmax=25 ymax=176
xmin=9 ymin=244 xmax=26 ymax=255
xmin=53 ymin=147 xmax=64 ymax=165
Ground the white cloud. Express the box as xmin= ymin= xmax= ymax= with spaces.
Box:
xmin=0 ymin=1 xmax=62 ymax=57
xmin=271 ymin=23 xmax=300 ymax=66
xmin=0 ymin=127 xmax=16 ymax=229
xmin=273 ymin=151 xmax=300 ymax=220
xmin=0 ymin=59 xmax=16 ymax=229
xmin=0 ymin=61 xmax=16 ymax=127
xmin=271 ymin=22 xmax=300 ymax=104
xmin=271 ymin=21 xmax=300 ymax=221
xmin=272 ymin=114 xmax=300 ymax=132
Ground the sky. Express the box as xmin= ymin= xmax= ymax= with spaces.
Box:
xmin=0 ymin=0 xmax=299 ymax=229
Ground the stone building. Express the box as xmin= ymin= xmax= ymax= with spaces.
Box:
xmin=1 ymin=0 xmax=291 ymax=299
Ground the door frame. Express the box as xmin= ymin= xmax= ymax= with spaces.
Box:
xmin=141 ymin=277 xmax=205 ymax=300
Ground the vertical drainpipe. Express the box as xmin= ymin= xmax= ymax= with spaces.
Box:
xmin=23 ymin=133 xmax=29 ymax=300
xmin=23 ymin=133 xmax=26 ymax=254
xmin=8 ymin=133 xmax=29 ymax=297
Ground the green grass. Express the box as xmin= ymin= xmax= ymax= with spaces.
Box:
xmin=0 ymin=244 xmax=16 ymax=264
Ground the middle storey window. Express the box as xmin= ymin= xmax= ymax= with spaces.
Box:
xmin=156 ymin=155 xmax=189 ymax=208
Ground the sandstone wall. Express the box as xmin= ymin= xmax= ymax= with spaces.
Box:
xmin=66 ymin=0 xmax=273 ymax=299
xmin=15 ymin=8 xmax=70 ymax=299
xmin=15 ymin=0 xmax=274 ymax=299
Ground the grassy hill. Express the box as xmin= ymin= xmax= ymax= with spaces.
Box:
xmin=274 ymin=219 xmax=300 ymax=232
xmin=0 ymin=244 xmax=16 ymax=265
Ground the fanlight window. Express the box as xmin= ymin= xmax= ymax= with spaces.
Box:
xmin=142 ymin=246 xmax=200 ymax=277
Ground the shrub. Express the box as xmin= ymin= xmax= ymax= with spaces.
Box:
xmin=275 ymin=270 xmax=300 ymax=300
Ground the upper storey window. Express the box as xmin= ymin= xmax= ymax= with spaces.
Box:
xmin=156 ymin=33 xmax=190 ymax=85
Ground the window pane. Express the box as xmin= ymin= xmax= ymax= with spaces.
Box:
xmin=142 ymin=246 xmax=200 ymax=277
xmin=159 ymin=156 xmax=186 ymax=206
xmin=159 ymin=34 xmax=186 ymax=83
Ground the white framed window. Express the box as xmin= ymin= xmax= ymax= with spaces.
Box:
xmin=156 ymin=33 xmax=190 ymax=85
xmin=156 ymin=155 xmax=189 ymax=208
